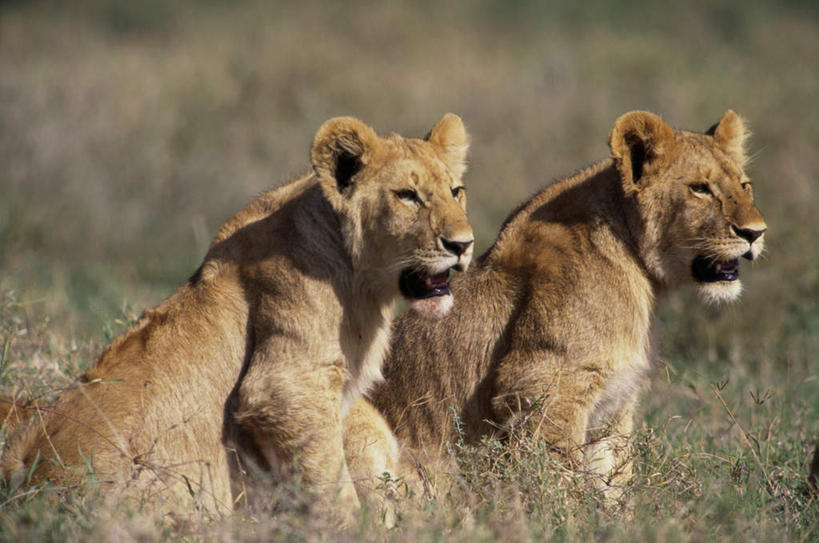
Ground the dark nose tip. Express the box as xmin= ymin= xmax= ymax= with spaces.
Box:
xmin=732 ymin=225 xmax=766 ymax=244
xmin=441 ymin=237 xmax=473 ymax=257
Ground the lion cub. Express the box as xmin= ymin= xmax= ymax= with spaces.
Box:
xmin=1 ymin=114 xmax=474 ymax=518
xmin=346 ymin=110 xmax=766 ymax=499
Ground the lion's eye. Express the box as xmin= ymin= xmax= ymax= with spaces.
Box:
xmin=689 ymin=183 xmax=713 ymax=196
xmin=394 ymin=189 xmax=423 ymax=206
xmin=452 ymin=186 xmax=466 ymax=199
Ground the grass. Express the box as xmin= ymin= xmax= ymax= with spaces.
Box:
xmin=1 ymin=0 xmax=818 ymax=540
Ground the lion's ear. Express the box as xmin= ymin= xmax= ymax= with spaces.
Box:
xmin=312 ymin=117 xmax=378 ymax=194
xmin=706 ymin=110 xmax=749 ymax=167
xmin=609 ymin=111 xmax=675 ymax=189
xmin=425 ymin=113 xmax=470 ymax=179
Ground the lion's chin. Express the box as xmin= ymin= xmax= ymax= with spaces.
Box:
xmin=409 ymin=294 xmax=454 ymax=319
xmin=696 ymin=280 xmax=743 ymax=304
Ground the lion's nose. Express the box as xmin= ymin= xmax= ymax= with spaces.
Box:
xmin=732 ymin=224 xmax=766 ymax=244
xmin=441 ymin=237 xmax=474 ymax=257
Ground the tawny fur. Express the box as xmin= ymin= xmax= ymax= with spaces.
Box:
xmin=0 ymin=114 xmax=474 ymax=519
xmin=345 ymin=110 xmax=767 ymax=499
xmin=0 ymin=397 xmax=36 ymax=432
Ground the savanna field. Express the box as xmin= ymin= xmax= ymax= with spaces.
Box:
xmin=1 ymin=1 xmax=818 ymax=541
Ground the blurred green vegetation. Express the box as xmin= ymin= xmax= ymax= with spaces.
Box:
xmin=1 ymin=0 xmax=817 ymax=344
xmin=0 ymin=0 xmax=817 ymax=540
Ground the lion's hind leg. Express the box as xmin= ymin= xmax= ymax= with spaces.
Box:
xmin=236 ymin=356 xmax=360 ymax=522
xmin=492 ymin=350 xmax=599 ymax=467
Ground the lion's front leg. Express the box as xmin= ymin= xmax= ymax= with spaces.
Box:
xmin=584 ymin=396 xmax=637 ymax=501
xmin=235 ymin=355 xmax=360 ymax=519
xmin=343 ymin=397 xmax=410 ymax=527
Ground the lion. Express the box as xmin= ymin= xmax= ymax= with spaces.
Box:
xmin=0 ymin=113 xmax=474 ymax=519
xmin=344 ymin=110 xmax=767 ymax=500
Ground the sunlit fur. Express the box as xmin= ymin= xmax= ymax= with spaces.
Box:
xmin=699 ymin=280 xmax=744 ymax=304
xmin=344 ymin=110 xmax=767 ymax=503
xmin=0 ymin=114 xmax=473 ymax=521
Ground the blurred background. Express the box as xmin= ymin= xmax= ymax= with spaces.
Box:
xmin=0 ymin=1 xmax=816 ymax=406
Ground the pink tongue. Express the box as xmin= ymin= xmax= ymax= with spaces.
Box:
xmin=714 ymin=260 xmax=737 ymax=274
xmin=425 ymin=272 xmax=449 ymax=289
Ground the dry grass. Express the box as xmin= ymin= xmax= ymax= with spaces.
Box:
xmin=1 ymin=1 xmax=818 ymax=540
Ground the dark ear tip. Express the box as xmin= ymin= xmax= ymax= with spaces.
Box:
xmin=334 ymin=151 xmax=363 ymax=192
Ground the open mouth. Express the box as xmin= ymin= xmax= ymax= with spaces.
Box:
xmin=692 ymin=256 xmax=739 ymax=283
xmin=399 ymin=268 xmax=452 ymax=299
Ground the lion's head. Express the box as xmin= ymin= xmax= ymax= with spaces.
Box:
xmin=610 ymin=110 xmax=767 ymax=303
xmin=311 ymin=114 xmax=474 ymax=318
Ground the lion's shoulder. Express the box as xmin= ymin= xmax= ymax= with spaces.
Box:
xmin=211 ymin=173 xmax=316 ymax=247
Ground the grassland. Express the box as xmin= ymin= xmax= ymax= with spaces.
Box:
xmin=0 ymin=1 xmax=817 ymax=541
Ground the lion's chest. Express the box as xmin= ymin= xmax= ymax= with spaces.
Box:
xmin=588 ymin=347 xmax=651 ymax=426
xmin=339 ymin=303 xmax=394 ymax=415
xmin=585 ymin=284 xmax=654 ymax=426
